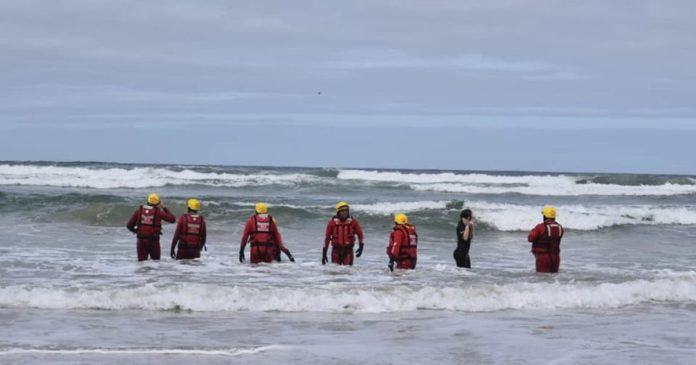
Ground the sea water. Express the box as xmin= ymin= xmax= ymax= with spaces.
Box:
xmin=0 ymin=162 xmax=694 ymax=364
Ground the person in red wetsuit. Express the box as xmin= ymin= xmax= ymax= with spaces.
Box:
xmin=170 ymin=198 xmax=207 ymax=260
xmin=528 ymin=205 xmax=564 ymax=273
xmin=239 ymin=202 xmax=294 ymax=264
xmin=126 ymin=193 xmax=176 ymax=261
xmin=322 ymin=201 xmax=365 ymax=265
xmin=387 ymin=213 xmax=418 ymax=271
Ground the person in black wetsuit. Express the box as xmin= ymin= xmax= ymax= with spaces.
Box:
xmin=454 ymin=209 xmax=474 ymax=268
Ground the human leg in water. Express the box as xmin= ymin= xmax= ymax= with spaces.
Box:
xmin=453 ymin=241 xmax=471 ymax=268
xmin=534 ymin=252 xmax=553 ymax=273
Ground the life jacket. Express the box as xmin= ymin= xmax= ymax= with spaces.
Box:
xmin=389 ymin=224 xmax=418 ymax=259
xmin=250 ymin=215 xmax=276 ymax=247
xmin=181 ymin=214 xmax=203 ymax=246
xmin=532 ymin=221 xmax=563 ymax=253
xmin=330 ymin=216 xmax=355 ymax=246
xmin=137 ymin=205 xmax=161 ymax=239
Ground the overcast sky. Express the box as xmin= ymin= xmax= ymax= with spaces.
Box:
xmin=1 ymin=1 xmax=695 ymax=174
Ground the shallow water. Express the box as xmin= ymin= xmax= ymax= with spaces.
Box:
xmin=1 ymin=162 xmax=695 ymax=364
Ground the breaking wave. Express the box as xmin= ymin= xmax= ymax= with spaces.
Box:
xmin=0 ymin=164 xmax=322 ymax=189
xmin=1 ymin=272 xmax=694 ymax=313
xmin=338 ymin=169 xmax=696 ymax=196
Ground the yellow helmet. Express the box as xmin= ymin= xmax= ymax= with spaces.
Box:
xmin=542 ymin=205 xmax=557 ymax=219
xmin=394 ymin=213 xmax=408 ymax=225
xmin=255 ymin=202 xmax=268 ymax=214
xmin=147 ymin=193 xmax=160 ymax=206
xmin=187 ymin=198 xmax=201 ymax=211
xmin=336 ymin=201 xmax=349 ymax=212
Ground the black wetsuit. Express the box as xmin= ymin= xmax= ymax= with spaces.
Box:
xmin=454 ymin=222 xmax=472 ymax=268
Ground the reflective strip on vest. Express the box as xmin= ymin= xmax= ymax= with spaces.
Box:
xmin=251 ymin=215 xmax=275 ymax=244
xmin=533 ymin=222 xmax=563 ymax=252
xmin=140 ymin=206 xmax=156 ymax=226
xmin=186 ymin=215 xmax=201 ymax=235
xmin=137 ymin=205 xmax=161 ymax=238
xmin=392 ymin=225 xmax=417 ymax=258
xmin=331 ymin=217 xmax=355 ymax=246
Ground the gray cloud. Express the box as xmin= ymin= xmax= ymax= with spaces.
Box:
xmin=1 ymin=0 xmax=695 ymax=120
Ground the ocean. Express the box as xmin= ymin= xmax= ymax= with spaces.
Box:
xmin=0 ymin=161 xmax=694 ymax=364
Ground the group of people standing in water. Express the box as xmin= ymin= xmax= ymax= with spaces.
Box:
xmin=126 ymin=193 xmax=564 ymax=273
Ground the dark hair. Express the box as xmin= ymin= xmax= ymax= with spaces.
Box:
xmin=460 ymin=209 xmax=472 ymax=219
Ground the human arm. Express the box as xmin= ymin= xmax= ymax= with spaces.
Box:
xmin=528 ymin=224 xmax=544 ymax=243
xmin=323 ymin=219 xmax=334 ymax=249
xmin=353 ymin=219 xmax=365 ymax=257
xmin=170 ymin=216 xmax=184 ymax=258
xmin=126 ymin=209 xmax=139 ymax=233
xmin=159 ymin=205 xmax=176 ymax=223
xmin=200 ymin=218 xmax=207 ymax=247
xmin=239 ymin=218 xmax=252 ymax=262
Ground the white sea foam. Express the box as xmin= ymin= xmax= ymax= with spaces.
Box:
xmin=2 ymin=273 xmax=694 ymax=312
xmin=0 ymin=346 xmax=287 ymax=356
xmin=338 ymin=169 xmax=571 ymax=185
xmin=338 ymin=169 xmax=696 ymax=196
xmin=0 ymin=165 xmax=319 ymax=189
xmin=410 ymin=182 xmax=696 ymax=196
xmin=328 ymin=199 xmax=696 ymax=231
xmin=464 ymin=201 xmax=696 ymax=231
xmin=351 ymin=200 xmax=450 ymax=214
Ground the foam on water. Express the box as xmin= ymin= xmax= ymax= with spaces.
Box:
xmin=293 ymin=199 xmax=696 ymax=231
xmin=465 ymin=201 xmax=696 ymax=231
xmin=0 ymin=164 xmax=320 ymax=189
xmin=351 ymin=200 xmax=451 ymax=214
xmin=2 ymin=271 xmax=694 ymax=313
xmin=410 ymin=182 xmax=696 ymax=196
xmin=338 ymin=169 xmax=573 ymax=185
xmin=2 ymin=164 xmax=695 ymax=196
xmin=338 ymin=169 xmax=696 ymax=196
xmin=0 ymin=346 xmax=287 ymax=357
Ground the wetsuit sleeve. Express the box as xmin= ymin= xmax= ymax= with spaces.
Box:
xmin=271 ymin=221 xmax=287 ymax=253
xmin=324 ymin=219 xmax=335 ymax=248
xmin=240 ymin=218 xmax=253 ymax=251
xmin=171 ymin=216 xmax=184 ymax=247
xmin=353 ymin=219 xmax=365 ymax=245
xmin=126 ymin=209 xmax=139 ymax=233
xmin=271 ymin=223 xmax=290 ymax=255
xmin=528 ymin=224 xmax=544 ymax=243
xmin=456 ymin=223 xmax=464 ymax=241
xmin=200 ymin=218 xmax=207 ymax=245
xmin=161 ymin=208 xmax=176 ymax=223
xmin=390 ymin=229 xmax=405 ymax=258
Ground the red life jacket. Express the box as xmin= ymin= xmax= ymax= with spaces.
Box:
xmin=137 ymin=205 xmax=161 ymax=239
xmin=389 ymin=224 xmax=418 ymax=259
xmin=182 ymin=214 xmax=203 ymax=246
xmin=250 ymin=215 xmax=276 ymax=246
xmin=330 ymin=217 xmax=356 ymax=246
xmin=532 ymin=221 xmax=563 ymax=253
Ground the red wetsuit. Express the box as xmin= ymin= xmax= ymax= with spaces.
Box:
xmin=528 ymin=219 xmax=564 ymax=273
xmin=387 ymin=224 xmax=418 ymax=270
xmin=171 ymin=213 xmax=207 ymax=260
xmin=324 ymin=216 xmax=364 ymax=265
xmin=126 ymin=205 xmax=176 ymax=261
xmin=240 ymin=215 xmax=290 ymax=264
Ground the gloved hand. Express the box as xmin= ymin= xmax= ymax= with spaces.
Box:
xmin=355 ymin=244 xmax=364 ymax=258
xmin=322 ymin=247 xmax=329 ymax=265
xmin=286 ymin=251 xmax=295 ymax=263
xmin=170 ymin=246 xmax=176 ymax=259
xmin=388 ymin=259 xmax=395 ymax=272
xmin=239 ymin=248 xmax=246 ymax=263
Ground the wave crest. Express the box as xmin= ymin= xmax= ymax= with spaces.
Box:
xmin=2 ymin=273 xmax=694 ymax=312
